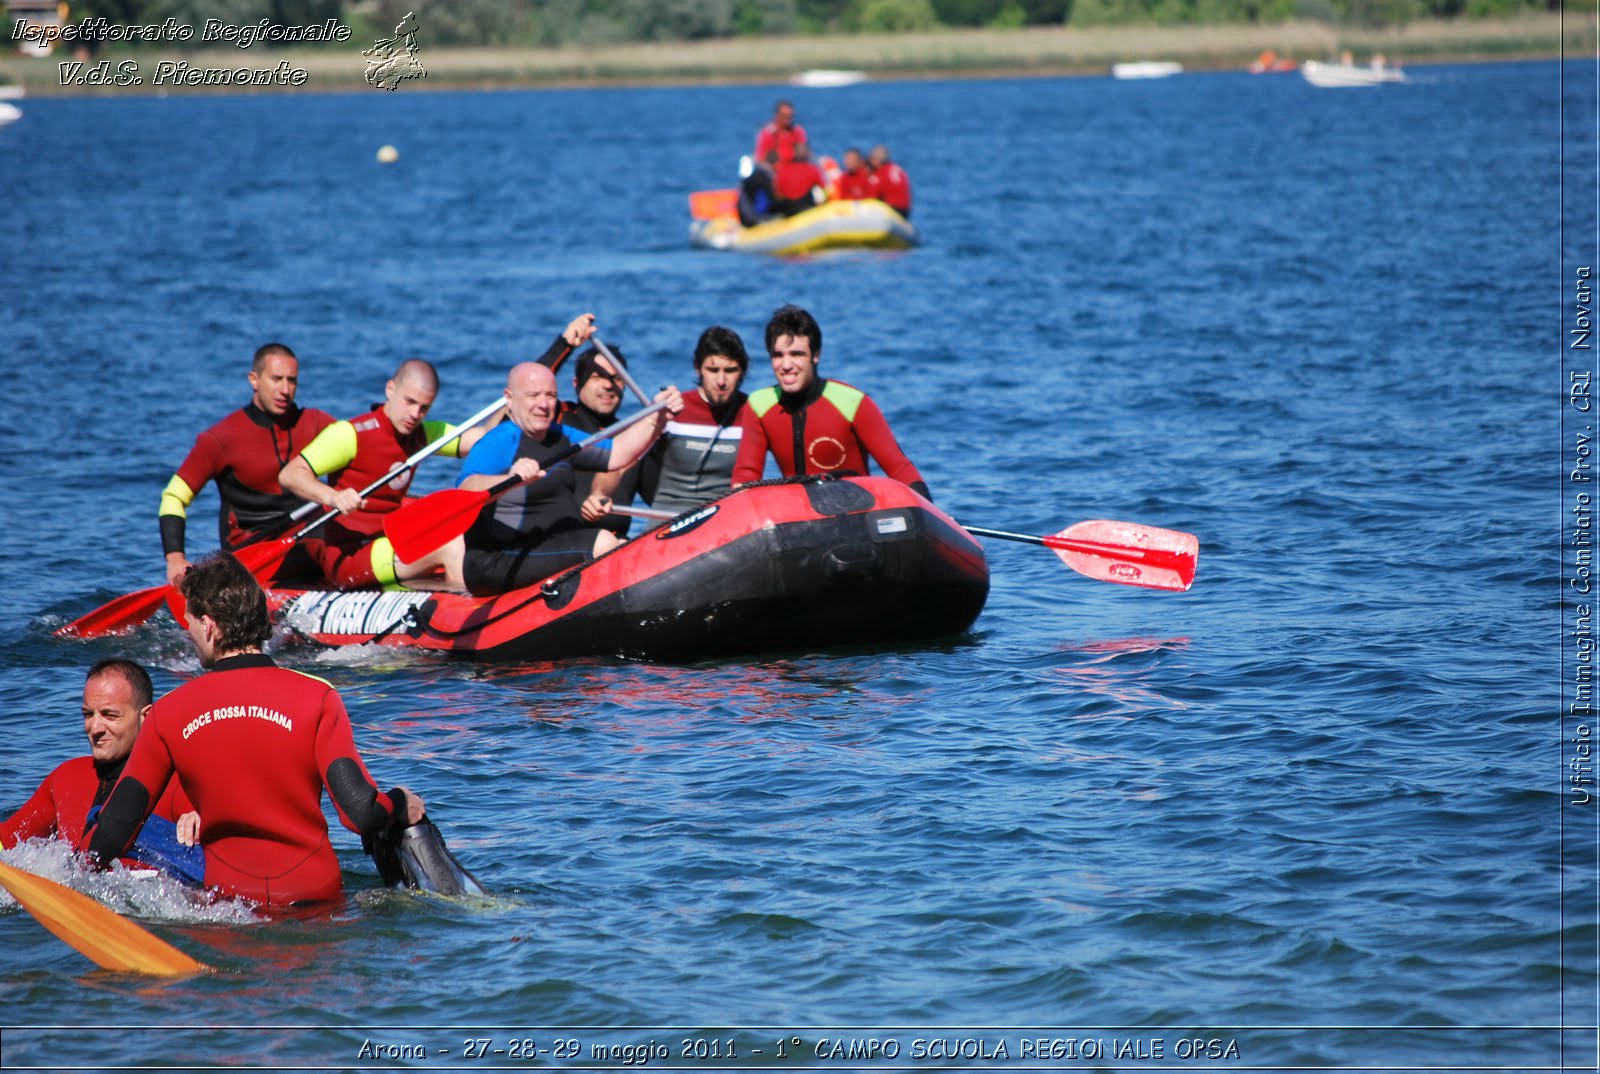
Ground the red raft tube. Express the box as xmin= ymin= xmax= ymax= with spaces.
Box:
xmin=266 ymin=475 xmax=990 ymax=661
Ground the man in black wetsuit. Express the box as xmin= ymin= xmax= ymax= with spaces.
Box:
xmin=455 ymin=363 xmax=682 ymax=595
xmin=539 ymin=345 xmax=641 ymax=539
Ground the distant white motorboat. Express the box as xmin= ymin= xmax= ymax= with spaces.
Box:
xmin=1111 ymin=61 xmax=1183 ymax=79
xmin=1301 ymin=59 xmax=1406 ymax=88
xmin=0 ymin=85 xmax=24 ymax=100
xmin=791 ymin=69 xmax=866 ymax=88
xmin=0 ymin=102 xmax=20 ymax=126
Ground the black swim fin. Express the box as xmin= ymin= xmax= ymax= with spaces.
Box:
xmin=367 ymin=816 xmax=489 ymax=896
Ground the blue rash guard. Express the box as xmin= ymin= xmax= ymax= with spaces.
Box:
xmin=456 ymin=422 xmax=615 ymax=595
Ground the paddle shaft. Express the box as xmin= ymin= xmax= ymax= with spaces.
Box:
xmin=589 ymin=337 xmax=654 ymax=408
xmin=286 ymin=395 xmax=508 ymax=529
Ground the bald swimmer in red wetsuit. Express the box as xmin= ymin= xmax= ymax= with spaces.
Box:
xmin=732 ymin=304 xmax=931 ymax=501
xmin=2 ymin=659 xmax=195 ymax=858
xmin=160 ymin=343 xmax=335 ymax=587
xmin=87 ymin=553 xmax=425 ymax=906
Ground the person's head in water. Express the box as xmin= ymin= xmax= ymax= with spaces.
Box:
xmin=81 ymin=658 xmax=154 ymax=766
xmin=179 ymin=552 xmax=272 ymax=666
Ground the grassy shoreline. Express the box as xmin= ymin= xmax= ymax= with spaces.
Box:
xmin=0 ymin=12 xmax=1583 ymax=96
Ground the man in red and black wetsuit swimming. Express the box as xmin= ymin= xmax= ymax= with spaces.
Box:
xmin=2 ymin=660 xmax=196 ymax=860
xmin=160 ymin=343 xmax=335 ymax=587
xmin=278 ymin=359 xmax=488 ymax=590
xmin=868 ymin=144 xmax=912 ymax=219
xmin=732 ymin=304 xmax=931 ymax=501
xmin=86 ymin=553 xmax=426 ymax=907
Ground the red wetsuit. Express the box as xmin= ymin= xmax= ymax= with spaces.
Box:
xmin=732 ymin=378 xmax=928 ymax=497
xmin=773 ymin=160 xmax=826 ymax=203
xmin=296 ymin=406 xmax=462 ymax=587
xmin=160 ymin=403 xmax=335 ymax=557
xmin=1 ymin=755 xmax=192 ymax=854
xmin=87 ymin=654 xmax=404 ymax=906
xmin=871 ymin=162 xmax=912 ymax=216
xmin=755 ymin=121 xmax=808 ymax=164
xmin=833 ymin=168 xmax=877 ymax=201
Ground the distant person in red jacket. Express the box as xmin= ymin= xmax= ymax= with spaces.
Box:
xmin=868 ymin=144 xmax=912 ymax=218
xmin=160 ymin=343 xmax=335 ymax=587
xmin=831 ymin=147 xmax=877 ymax=201
xmin=754 ymin=99 xmax=807 ymax=164
xmin=733 ymin=304 xmax=930 ymax=501
xmin=773 ymin=143 xmax=827 ymax=217
xmin=1 ymin=659 xmax=196 ymax=860
xmin=86 ymin=552 xmax=427 ymax=906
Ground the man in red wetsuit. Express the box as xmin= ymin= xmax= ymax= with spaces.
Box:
xmin=868 ymin=144 xmax=912 ymax=218
xmin=732 ymin=305 xmax=931 ymax=500
xmin=754 ymin=99 xmax=807 ymax=164
xmin=160 ymin=343 xmax=335 ymax=586
xmin=87 ymin=552 xmax=426 ymax=907
xmin=773 ymin=143 xmax=827 ymax=217
xmin=2 ymin=659 xmax=195 ymax=859
xmin=831 ymin=147 xmax=877 ymax=201
xmin=279 ymin=359 xmax=486 ymax=589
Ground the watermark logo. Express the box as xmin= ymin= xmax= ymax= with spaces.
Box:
xmin=363 ymin=11 xmax=425 ymax=91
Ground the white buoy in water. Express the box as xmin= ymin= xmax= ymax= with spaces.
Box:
xmin=376 ymin=144 xmax=399 ymax=163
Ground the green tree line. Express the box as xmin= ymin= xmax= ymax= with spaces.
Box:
xmin=6 ymin=0 xmax=1564 ymax=49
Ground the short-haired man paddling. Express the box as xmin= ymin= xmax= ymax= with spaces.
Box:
xmin=160 ymin=343 xmax=336 ymax=587
xmin=2 ymin=660 xmax=196 ymax=859
xmin=641 ymin=325 xmax=752 ymax=516
xmin=87 ymin=553 xmax=426 ymax=906
xmin=732 ymin=305 xmax=930 ymax=499
xmin=455 ymin=363 xmax=682 ymax=595
xmin=279 ymin=359 xmax=484 ymax=589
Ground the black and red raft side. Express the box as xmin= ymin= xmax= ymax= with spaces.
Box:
xmin=266 ymin=475 xmax=989 ymax=661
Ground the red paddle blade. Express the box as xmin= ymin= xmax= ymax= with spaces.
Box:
xmin=54 ymin=585 xmax=171 ymax=638
xmin=689 ymin=188 xmax=738 ymax=220
xmin=1045 ymin=520 xmax=1198 ymax=592
xmin=384 ymin=487 xmax=490 ymax=563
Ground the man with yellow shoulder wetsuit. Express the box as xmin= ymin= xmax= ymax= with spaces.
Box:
xmin=278 ymin=359 xmax=485 ymax=590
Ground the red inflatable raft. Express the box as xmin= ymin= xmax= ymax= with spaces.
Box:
xmin=266 ymin=475 xmax=989 ymax=661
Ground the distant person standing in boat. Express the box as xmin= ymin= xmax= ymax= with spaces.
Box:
xmin=2 ymin=659 xmax=197 ymax=867
xmin=773 ymin=143 xmax=828 ymax=217
xmin=754 ymin=99 xmax=807 ymax=164
xmin=732 ymin=305 xmax=930 ymax=500
xmin=831 ymin=147 xmax=877 ymax=201
xmin=86 ymin=553 xmax=428 ymax=906
xmin=278 ymin=359 xmax=485 ymax=590
xmin=868 ymin=145 xmax=912 ymax=218
xmin=160 ymin=343 xmax=335 ymax=587
xmin=640 ymin=326 xmax=751 ymax=516
xmin=537 ymin=344 xmax=642 ymax=539
xmin=455 ymin=363 xmax=682 ymax=595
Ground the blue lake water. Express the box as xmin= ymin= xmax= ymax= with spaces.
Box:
xmin=0 ymin=59 xmax=1591 ymax=1071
